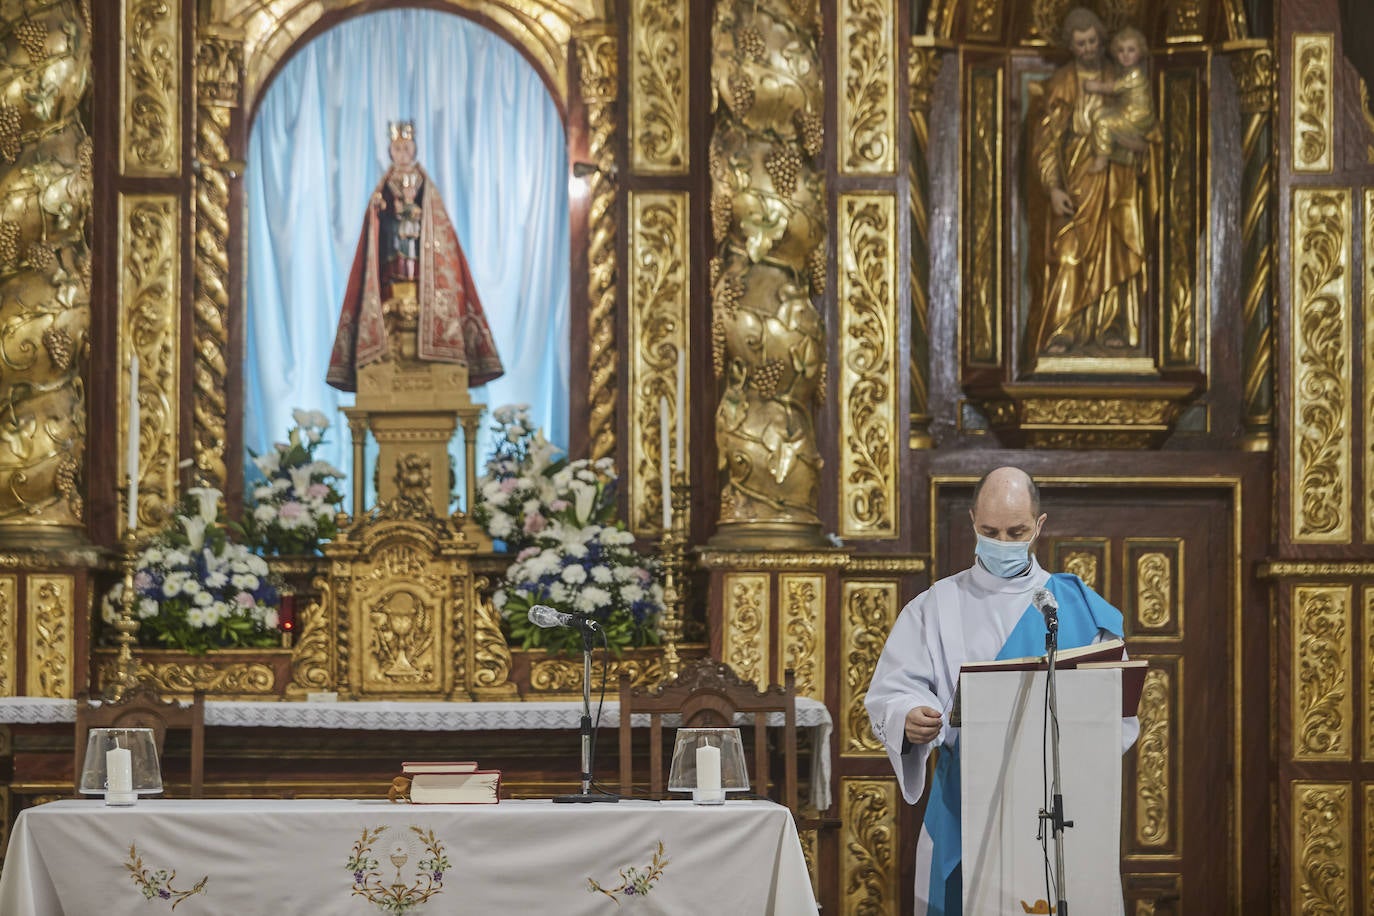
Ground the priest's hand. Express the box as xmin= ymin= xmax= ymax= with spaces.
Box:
xmin=904 ymin=706 xmax=942 ymax=744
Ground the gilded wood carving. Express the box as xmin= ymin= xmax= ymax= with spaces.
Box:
xmin=630 ymin=0 xmax=687 ymax=172
xmin=0 ymin=575 xmax=13 ymax=695
xmin=1292 ymin=782 xmax=1350 ymax=914
xmin=1293 ymin=585 xmax=1352 ymax=761
xmin=840 ymin=778 xmax=898 ymax=915
xmin=25 ymin=575 xmax=72 ymax=698
xmin=778 ymin=573 xmax=823 ymax=700
xmin=841 ymin=581 xmax=898 ymax=756
xmin=722 ymin=573 xmax=769 ymax=689
xmin=122 ymin=0 xmax=180 ymax=175
xmin=839 ymin=0 xmax=895 ymax=174
xmin=1292 ymin=34 xmax=1333 ymax=174
xmin=1135 ymin=666 xmax=1172 ymax=848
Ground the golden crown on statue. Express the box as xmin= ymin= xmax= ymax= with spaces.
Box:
xmin=389 ymin=120 xmax=415 ymax=141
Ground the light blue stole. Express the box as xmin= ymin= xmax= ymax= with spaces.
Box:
xmin=921 ymin=573 xmax=1124 ymax=915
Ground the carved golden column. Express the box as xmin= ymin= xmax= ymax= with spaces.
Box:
xmin=0 ymin=1 xmax=91 ymax=546
xmin=907 ymin=43 xmax=941 ymax=450
xmin=1228 ymin=41 xmax=1276 ymax=451
xmin=709 ymin=0 xmax=826 ymax=548
xmin=575 ymin=27 xmax=619 ymax=463
xmin=191 ymin=25 xmax=244 ymax=489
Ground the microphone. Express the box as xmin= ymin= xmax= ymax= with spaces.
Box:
xmin=1032 ymin=587 xmax=1059 ymax=634
xmin=527 ymin=604 xmax=600 ymax=632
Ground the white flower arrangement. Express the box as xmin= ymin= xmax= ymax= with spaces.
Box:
xmin=237 ymin=409 xmax=345 ymax=555
xmin=476 ymin=405 xmax=662 ymax=654
xmin=103 ymin=488 xmax=282 ymax=655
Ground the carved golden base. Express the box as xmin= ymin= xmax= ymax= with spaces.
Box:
xmin=93 ymin=648 xmax=292 ymax=699
xmin=708 ymin=521 xmax=831 ymax=550
xmin=980 ymin=381 xmax=1200 ymax=449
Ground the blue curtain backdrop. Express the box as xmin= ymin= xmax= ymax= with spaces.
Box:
xmin=245 ymin=8 xmax=570 ymax=511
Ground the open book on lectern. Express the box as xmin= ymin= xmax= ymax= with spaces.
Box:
xmin=948 ymin=638 xmax=1146 ymax=725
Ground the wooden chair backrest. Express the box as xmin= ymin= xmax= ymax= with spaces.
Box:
xmin=619 ymin=659 xmax=797 ymax=810
xmin=74 ymin=685 xmax=205 ymax=797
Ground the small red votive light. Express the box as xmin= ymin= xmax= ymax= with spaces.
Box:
xmin=280 ymin=594 xmax=296 ymax=632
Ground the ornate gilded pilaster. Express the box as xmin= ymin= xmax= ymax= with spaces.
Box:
xmin=841 ymin=581 xmax=897 ymax=756
xmin=1292 ymin=782 xmax=1350 ymax=914
xmin=1291 ymin=34 xmax=1333 ymax=174
xmin=1292 ymin=585 xmax=1352 ymax=761
xmin=963 ymin=65 xmax=1002 ymax=367
xmin=0 ymin=2 xmax=91 ymax=546
xmin=1365 ymin=190 xmax=1374 ymax=544
xmin=1161 ymin=71 xmax=1198 ymax=367
xmin=710 ymin=0 xmax=826 ymax=547
xmin=0 ymin=575 xmax=14 ymax=695
xmin=907 ymin=45 xmax=941 ymax=449
xmin=1229 ymin=44 xmax=1276 ymax=450
xmin=840 ymin=778 xmax=898 ymax=914
xmin=122 ymin=0 xmax=180 ymax=176
xmin=120 ymin=195 xmax=181 ymax=532
xmin=629 ymin=0 xmax=687 ymax=173
xmin=839 ymin=194 xmax=898 ymax=539
xmin=191 ymin=26 xmax=243 ymax=490
xmin=575 ymin=29 xmax=619 ymax=462
xmin=777 ymin=574 xmax=823 ymax=700
xmin=24 ymin=575 xmax=73 ymax=698
xmin=628 ymin=192 xmax=689 ymax=536
xmin=1289 ymin=190 xmax=1351 ymax=544
xmin=1366 ymin=588 xmax=1374 ymax=761
xmin=721 ymin=573 xmax=769 ymax=689
xmin=839 ymin=0 xmax=895 ymax=174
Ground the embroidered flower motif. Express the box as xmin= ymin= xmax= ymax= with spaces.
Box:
xmin=346 ymin=825 xmax=448 ymax=914
xmin=587 ymin=841 xmax=669 ymax=903
xmin=124 ymin=844 xmax=208 ymax=908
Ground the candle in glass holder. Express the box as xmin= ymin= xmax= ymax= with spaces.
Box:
xmin=106 ymin=746 xmax=134 ymax=806
xmin=695 ymin=743 xmax=722 ymax=804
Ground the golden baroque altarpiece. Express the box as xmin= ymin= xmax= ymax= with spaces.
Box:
xmin=0 ymin=0 xmax=1371 ymax=911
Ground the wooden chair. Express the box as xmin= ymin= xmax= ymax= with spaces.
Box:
xmin=618 ymin=658 xmax=797 ymax=810
xmin=74 ymin=684 xmax=205 ymax=797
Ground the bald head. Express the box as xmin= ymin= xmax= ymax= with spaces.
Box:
xmin=970 ymin=467 xmax=1045 ymax=541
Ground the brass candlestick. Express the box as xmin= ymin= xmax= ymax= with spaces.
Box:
xmin=107 ymin=526 xmax=143 ymax=702
xmin=658 ymin=470 xmax=691 ymax=682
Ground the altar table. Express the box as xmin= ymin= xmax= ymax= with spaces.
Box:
xmin=0 ymin=798 xmax=818 ymax=915
xmin=0 ymin=697 xmax=834 ymax=809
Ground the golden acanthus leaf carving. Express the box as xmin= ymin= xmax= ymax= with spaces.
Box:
xmin=1062 ymin=551 xmax=1098 ymax=591
xmin=841 ymin=779 xmax=898 ymax=915
xmin=1163 ymin=73 xmax=1196 ymax=365
xmin=1231 ymin=45 xmax=1275 ymax=114
xmin=629 ymin=193 xmax=688 ymax=535
xmin=0 ymin=576 xmax=14 ymax=694
xmin=195 ymin=28 xmax=242 ymax=106
xmin=839 ymin=0 xmax=894 ymax=173
xmin=123 ymin=0 xmax=180 ymax=175
xmin=26 ymin=576 xmax=72 ymax=698
xmin=1018 ymin=397 xmax=1178 ymax=425
xmin=1293 ymin=783 xmax=1350 ymax=914
xmin=1291 ymin=190 xmax=1350 ymax=542
xmin=1135 ymin=668 xmax=1170 ymax=848
xmin=1293 ymin=35 xmax=1332 ymax=172
xmin=528 ymin=655 xmax=663 ymax=693
xmin=121 ymin=196 xmax=180 ymax=532
xmin=576 ymin=31 xmax=619 ymax=462
xmin=842 ymin=582 xmax=897 ymax=755
xmin=780 ymin=575 xmax=822 ymax=700
xmin=470 ymin=582 xmax=514 ymax=692
xmin=839 ymin=195 xmax=897 ymax=538
xmin=0 ymin=2 xmax=90 ymax=540
xmin=102 ymin=659 xmax=279 ymax=696
xmin=630 ymin=0 xmax=687 ymax=172
xmin=288 ymin=580 xmax=335 ymax=694
xmin=1136 ymin=552 xmax=1171 ymax=629
xmin=1293 ymin=586 xmax=1351 ymax=760
xmin=723 ymin=574 xmax=768 ymax=689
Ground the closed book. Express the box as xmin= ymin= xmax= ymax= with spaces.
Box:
xmin=408 ymin=770 xmax=501 ymax=804
xmin=958 ymin=637 xmax=1126 ymax=674
xmin=402 ymin=761 xmax=479 ymax=775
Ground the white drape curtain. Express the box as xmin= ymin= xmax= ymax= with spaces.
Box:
xmin=245 ymin=8 xmax=570 ymax=510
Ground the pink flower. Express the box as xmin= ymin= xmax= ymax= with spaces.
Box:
xmin=234 ymin=591 xmax=256 ymax=607
xmin=637 ymin=568 xmax=652 ymax=583
xmin=517 ymin=546 xmax=540 ymax=561
xmin=133 ymin=570 xmax=153 ymax=589
xmin=523 ymin=513 xmax=547 ymax=534
xmin=307 ymin=483 xmax=330 ymax=499
xmin=279 ymin=502 xmax=307 ymax=521
xmin=549 ymin=499 xmax=570 ymax=512
xmin=500 ymin=478 xmax=519 ymax=493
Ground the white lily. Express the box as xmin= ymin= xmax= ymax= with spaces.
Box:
xmin=180 ymin=515 xmax=207 ymax=550
xmin=186 ymin=486 xmax=222 ymax=524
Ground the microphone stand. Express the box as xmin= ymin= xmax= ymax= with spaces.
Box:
xmin=554 ymin=622 xmax=618 ymax=803
xmin=1039 ymin=612 xmax=1071 ymax=914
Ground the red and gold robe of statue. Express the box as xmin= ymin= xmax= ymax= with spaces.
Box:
xmin=326 ymin=166 xmax=504 ymax=392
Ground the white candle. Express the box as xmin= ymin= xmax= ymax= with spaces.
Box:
xmin=126 ymin=354 xmax=140 ymax=531
xmin=659 ymin=396 xmax=672 ymax=530
xmin=695 ymin=744 xmax=722 ymax=803
xmin=106 ymin=746 xmax=133 ymax=794
xmin=675 ymin=350 xmax=685 ymax=472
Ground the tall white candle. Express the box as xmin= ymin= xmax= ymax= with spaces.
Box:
xmin=126 ymin=355 xmax=140 ymax=531
xmin=695 ymin=744 xmax=722 ymax=804
xmin=106 ymin=746 xmax=133 ymax=795
xmin=659 ymin=396 xmax=672 ymax=530
xmin=675 ymin=349 xmax=685 ymax=472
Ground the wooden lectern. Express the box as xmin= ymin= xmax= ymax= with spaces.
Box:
xmin=959 ymin=668 xmax=1126 ymax=916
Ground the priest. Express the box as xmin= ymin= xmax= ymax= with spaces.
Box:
xmin=864 ymin=466 xmax=1139 ymax=915
xmin=327 ymin=120 xmax=504 ymax=392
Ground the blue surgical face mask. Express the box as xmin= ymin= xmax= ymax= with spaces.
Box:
xmin=974 ymin=532 xmax=1034 ymax=578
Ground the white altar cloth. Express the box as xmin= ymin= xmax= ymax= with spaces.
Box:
xmin=0 ymin=798 xmax=818 ymax=916
xmin=0 ymin=697 xmax=833 ymax=810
